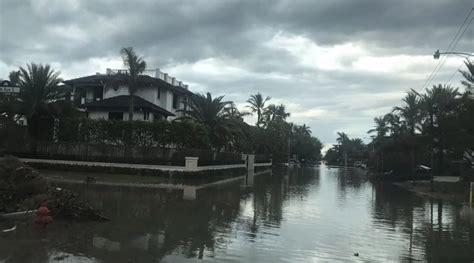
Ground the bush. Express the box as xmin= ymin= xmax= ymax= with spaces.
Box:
xmin=54 ymin=118 xmax=211 ymax=148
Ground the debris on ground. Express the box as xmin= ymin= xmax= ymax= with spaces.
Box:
xmin=0 ymin=155 xmax=108 ymax=221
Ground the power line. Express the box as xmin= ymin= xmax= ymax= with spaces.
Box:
xmin=451 ymin=17 xmax=473 ymax=51
xmin=420 ymin=15 xmax=473 ymax=92
xmin=417 ymin=8 xmax=474 ymax=93
xmin=444 ymin=62 xmax=464 ymax=86
xmin=444 ymin=19 xmax=474 ymax=86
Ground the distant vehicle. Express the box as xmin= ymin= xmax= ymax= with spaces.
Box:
xmin=288 ymin=159 xmax=301 ymax=168
xmin=353 ymin=161 xmax=367 ymax=169
xmin=415 ymin=165 xmax=431 ymax=175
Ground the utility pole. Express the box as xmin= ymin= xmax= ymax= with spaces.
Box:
xmin=430 ymin=105 xmax=438 ymax=192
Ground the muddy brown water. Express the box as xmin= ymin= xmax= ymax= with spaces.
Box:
xmin=1 ymin=165 xmax=473 ymax=262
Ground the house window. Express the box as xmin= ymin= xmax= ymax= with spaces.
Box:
xmin=94 ymin=87 xmax=103 ymax=101
xmin=144 ymin=111 xmax=150 ymax=121
xmin=172 ymin=93 xmax=178 ymax=109
xmin=108 ymin=112 xmax=123 ymax=120
xmin=157 ymin=88 xmax=160 ymax=99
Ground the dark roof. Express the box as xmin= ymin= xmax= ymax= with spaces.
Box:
xmin=64 ymin=74 xmax=192 ymax=95
xmin=83 ymin=95 xmax=175 ymax=117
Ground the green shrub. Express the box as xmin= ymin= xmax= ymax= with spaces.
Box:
xmin=54 ymin=118 xmax=211 ymax=148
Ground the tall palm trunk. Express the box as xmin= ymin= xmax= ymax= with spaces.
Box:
xmin=120 ymin=47 xmax=146 ymax=121
xmin=129 ymin=95 xmax=134 ymax=121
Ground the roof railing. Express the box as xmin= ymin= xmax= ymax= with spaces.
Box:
xmin=106 ymin=68 xmax=189 ymax=89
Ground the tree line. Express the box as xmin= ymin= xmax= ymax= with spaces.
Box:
xmin=0 ymin=47 xmax=323 ymax=164
xmin=324 ymin=59 xmax=474 ymax=177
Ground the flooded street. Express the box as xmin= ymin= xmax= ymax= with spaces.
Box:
xmin=1 ymin=165 xmax=473 ymax=262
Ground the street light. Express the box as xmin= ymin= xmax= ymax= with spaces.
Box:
xmin=433 ymin=50 xmax=473 ymax=59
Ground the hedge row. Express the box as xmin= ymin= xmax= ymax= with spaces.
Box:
xmin=55 ymin=118 xmax=210 ymax=148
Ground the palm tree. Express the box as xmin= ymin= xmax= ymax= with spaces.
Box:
xmin=180 ymin=92 xmax=239 ymax=150
xmin=336 ymin=132 xmax=350 ymax=166
xmin=367 ymin=116 xmax=388 ymax=139
xmin=275 ymin=104 xmax=290 ymax=120
xmin=459 ymin=59 xmax=473 ymax=93
xmin=420 ymin=84 xmax=460 ymax=175
xmin=18 ymin=63 xmax=63 ymax=138
xmin=349 ymin=138 xmax=366 ymax=161
xmin=8 ymin=70 xmax=20 ymax=86
xmin=120 ymin=47 xmax=147 ymax=121
xmin=302 ymin=124 xmax=311 ymax=134
xmin=336 ymin=132 xmax=349 ymax=145
xmin=420 ymin=84 xmax=460 ymax=131
xmin=246 ymin=92 xmax=271 ymax=127
xmin=393 ymin=90 xmax=421 ymax=180
xmin=294 ymin=124 xmax=311 ymax=135
xmin=223 ymin=102 xmax=250 ymax=119
xmin=393 ymin=90 xmax=420 ymax=135
xmin=350 ymin=138 xmax=365 ymax=152
xmin=263 ymin=104 xmax=290 ymax=123
xmin=384 ymin=113 xmax=404 ymax=136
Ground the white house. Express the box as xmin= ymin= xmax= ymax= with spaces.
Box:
xmin=64 ymin=68 xmax=193 ymax=121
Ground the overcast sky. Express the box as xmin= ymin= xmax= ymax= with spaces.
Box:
xmin=1 ymin=0 xmax=473 ymax=147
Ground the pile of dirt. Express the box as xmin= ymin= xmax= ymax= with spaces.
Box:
xmin=0 ymin=155 xmax=108 ymax=221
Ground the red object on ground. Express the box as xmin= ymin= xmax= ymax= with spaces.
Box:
xmin=35 ymin=204 xmax=53 ymax=226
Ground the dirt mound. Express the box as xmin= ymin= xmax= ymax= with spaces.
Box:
xmin=0 ymin=155 xmax=108 ymax=221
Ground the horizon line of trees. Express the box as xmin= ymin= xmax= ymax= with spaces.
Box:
xmin=324 ymin=59 xmax=474 ymax=177
xmin=0 ymin=47 xmax=323 ymax=163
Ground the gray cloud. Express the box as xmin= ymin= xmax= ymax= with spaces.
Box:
xmin=1 ymin=0 xmax=473 ymax=144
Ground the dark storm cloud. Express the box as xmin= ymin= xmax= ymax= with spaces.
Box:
xmin=2 ymin=0 xmax=470 ymax=64
xmin=1 ymin=0 xmax=472 ymax=143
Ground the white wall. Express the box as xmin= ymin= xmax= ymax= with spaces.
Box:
xmin=103 ymin=84 xmax=160 ymax=107
xmin=123 ymin=111 xmax=154 ymax=121
xmin=88 ymin=111 xmax=109 ymax=120
xmin=161 ymin=90 xmax=171 ymax=111
xmin=94 ymin=82 xmax=187 ymax=121
xmin=156 ymin=88 xmax=167 ymax=109
xmin=88 ymin=111 xmax=155 ymax=122
xmin=135 ymin=87 xmax=158 ymax=105
xmin=166 ymin=93 xmax=188 ymax=120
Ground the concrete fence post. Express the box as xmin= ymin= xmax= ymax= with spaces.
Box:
xmin=183 ymin=186 xmax=197 ymax=200
xmin=185 ymin=157 xmax=199 ymax=172
xmin=248 ymin=154 xmax=255 ymax=175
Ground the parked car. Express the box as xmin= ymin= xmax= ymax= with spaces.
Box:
xmin=353 ymin=161 xmax=367 ymax=169
xmin=415 ymin=165 xmax=431 ymax=175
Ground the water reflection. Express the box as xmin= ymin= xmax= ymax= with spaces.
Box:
xmin=0 ymin=166 xmax=472 ymax=262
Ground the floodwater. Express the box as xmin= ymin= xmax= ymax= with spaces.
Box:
xmin=1 ymin=165 xmax=473 ymax=262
